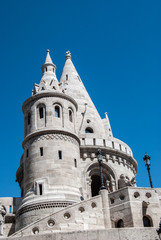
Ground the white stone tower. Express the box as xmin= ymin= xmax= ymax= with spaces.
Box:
xmin=16 ymin=50 xmax=83 ymax=230
xmin=15 ymin=50 xmax=138 ymax=232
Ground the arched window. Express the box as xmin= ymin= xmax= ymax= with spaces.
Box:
xmin=55 ymin=106 xmax=60 ymax=118
xmin=69 ymin=109 xmax=73 ymax=122
xmin=85 ymin=127 xmax=93 ymax=133
xmin=91 ymin=175 xmax=101 ymax=197
xmin=143 ymin=216 xmax=153 ymax=227
xmin=37 ymin=104 xmax=46 ymax=128
xmin=39 ymin=107 xmax=44 ymax=119
xmin=115 ymin=219 xmax=124 ymax=228
xmin=27 ymin=112 xmax=31 ymax=125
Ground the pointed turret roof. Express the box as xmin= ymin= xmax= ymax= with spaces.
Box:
xmin=33 ymin=50 xmax=60 ymax=94
xmin=44 ymin=49 xmax=53 ymax=64
xmin=41 ymin=49 xmax=56 ymax=71
xmin=60 ymin=51 xmax=106 ymax=138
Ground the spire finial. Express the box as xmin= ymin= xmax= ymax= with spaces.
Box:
xmin=47 ymin=49 xmax=50 ymax=53
xmin=105 ymin=112 xmax=108 ymax=119
xmin=66 ymin=51 xmax=71 ymax=60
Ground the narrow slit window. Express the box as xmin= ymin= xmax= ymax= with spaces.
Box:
xmin=39 ymin=107 xmax=44 ymax=119
xmin=112 ymin=141 xmax=114 ymax=149
xmin=9 ymin=205 xmax=12 ymax=213
xmin=74 ymin=159 xmax=77 ymax=168
xmin=40 ymin=147 xmax=43 ymax=156
xmin=55 ymin=106 xmax=60 ymax=118
xmin=58 ymin=150 xmax=62 ymax=159
xmin=50 ymin=80 xmax=53 ymax=86
xmin=119 ymin=144 xmax=122 ymax=151
xmin=26 ymin=149 xmax=29 ymax=158
xmin=69 ymin=110 xmax=73 ymax=122
xmin=39 ymin=184 xmax=42 ymax=195
xmin=66 ymin=74 xmax=68 ymax=80
xmin=27 ymin=112 xmax=31 ymax=125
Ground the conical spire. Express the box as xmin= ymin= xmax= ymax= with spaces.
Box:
xmin=60 ymin=51 xmax=106 ymax=138
xmin=44 ymin=49 xmax=53 ymax=64
xmin=41 ymin=49 xmax=56 ymax=72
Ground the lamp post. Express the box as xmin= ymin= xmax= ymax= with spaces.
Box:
xmin=143 ymin=152 xmax=153 ymax=188
xmin=97 ymin=149 xmax=106 ymax=190
xmin=157 ymin=218 xmax=161 ymax=240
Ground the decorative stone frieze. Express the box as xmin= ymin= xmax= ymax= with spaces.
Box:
xmin=24 ymin=133 xmax=78 ymax=149
xmin=23 ymin=130 xmax=80 ymax=149
xmin=16 ymin=201 xmax=73 ymax=217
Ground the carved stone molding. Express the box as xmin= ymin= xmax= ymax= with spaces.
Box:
xmin=16 ymin=201 xmax=74 ymax=217
xmin=80 ymin=146 xmax=138 ymax=173
xmin=22 ymin=91 xmax=78 ymax=113
xmin=23 ymin=130 xmax=80 ymax=149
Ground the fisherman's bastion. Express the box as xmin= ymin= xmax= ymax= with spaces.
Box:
xmin=0 ymin=50 xmax=161 ymax=240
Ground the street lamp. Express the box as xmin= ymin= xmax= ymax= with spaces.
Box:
xmin=157 ymin=218 xmax=161 ymax=239
xmin=97 ymin=149 xmax=106 ymax=190
xmin=143 ymin=152 xmax=153 ymax=188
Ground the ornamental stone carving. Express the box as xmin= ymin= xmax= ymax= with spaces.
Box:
xmin=118 ymin=174 xmax=136 ymax=189
xmin=24 ymin=133 xmax=79 ymax=149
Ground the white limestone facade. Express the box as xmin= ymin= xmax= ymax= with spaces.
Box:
xmin=0 ymin=50 xmax=161 ymax=239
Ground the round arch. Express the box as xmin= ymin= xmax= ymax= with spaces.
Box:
xmin=143 ymin=215 xmax=153 ymax=227
xmin=115 ymin=219 xmax=124 ymax=228
xmin=86 ymin=162 xmax=116 ymax=197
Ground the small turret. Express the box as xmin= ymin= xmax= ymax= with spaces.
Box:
xmin=102 ymin=112 xmax=113 ymax=138
xmin=33 ymin=50 xmax=60 ymax=94
xmin=41 ymin=49 xmax=56 ymax=73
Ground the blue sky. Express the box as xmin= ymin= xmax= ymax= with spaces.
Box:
xmin=0 ymin=0 xmax=161 ymax=197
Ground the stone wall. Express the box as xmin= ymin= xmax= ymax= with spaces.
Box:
xmin=13 ymin=195 xmax=105 ymax=237
xmin=109 ymin=187 xmax=161 ymax=228
xmin=1 ymin=228 xmax=159 ymax=240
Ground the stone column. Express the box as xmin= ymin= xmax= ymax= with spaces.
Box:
xmin=86 ymin=177 xmax=92 ymax=198
xmin=106 ymin=180 xmax=110 ymax=193
xmin=99 ymin=189 xmax=111 ymax=228
xmin=111 ymin=180 xmax=116 ymax=192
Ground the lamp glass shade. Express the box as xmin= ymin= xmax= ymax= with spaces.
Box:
xmin=147 ymin=158 xmax=150 ymax=166
xmin=98 ymin=154 xmax=102 ymax=161
xmin=143 ymin=154 xmax=150 ymax=166
xmin=144 ymin=158 xmax=150 ymax=166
